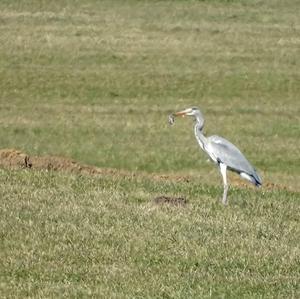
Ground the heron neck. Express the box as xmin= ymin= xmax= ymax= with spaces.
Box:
xmin=194 ymin=123 xmax=207 ymax=151
xmin=195 ymin=114 xmax=203 ymax=124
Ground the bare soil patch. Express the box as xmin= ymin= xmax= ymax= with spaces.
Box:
xmin=0 ymin=149 xmax=292 ymax=192
xmin=0 ymin=149 xmax=193 ymax=181
xmin=0 ymin=148 xmax=108 ymax=175
xmin=153 ymin=196 xmax=188 ymax=206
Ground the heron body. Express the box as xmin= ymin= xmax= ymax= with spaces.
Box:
xmin=170 ymin=107 xmax=262 ymax=204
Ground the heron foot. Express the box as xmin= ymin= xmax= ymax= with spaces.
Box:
xmin=222 ymin=198 xmax=228 ymax=205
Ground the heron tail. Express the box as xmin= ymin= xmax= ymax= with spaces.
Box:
xmin=253 ymin=171 xmax=262 ymax=187
xmin=240 ymin=171 xmax=262 ymax=187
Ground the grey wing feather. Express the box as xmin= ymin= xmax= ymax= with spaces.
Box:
xmin=208 ymin=135 xmax=262 ymax=185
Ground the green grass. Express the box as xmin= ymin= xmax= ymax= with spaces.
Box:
xmin=0 ymin=169 xmax=299 ymax=298
xmin=0 ymin=0 xmax=299 ymax=297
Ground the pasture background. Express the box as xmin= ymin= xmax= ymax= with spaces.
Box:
xmin=0 ymin=0 xmax=299 ymax=298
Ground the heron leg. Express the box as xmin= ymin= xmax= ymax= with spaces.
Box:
xmin=219 ymin=163 xmax=228 ymax=205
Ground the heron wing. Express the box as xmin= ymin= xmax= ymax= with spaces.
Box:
xmin=207 ymin=135 xmax=262 ymax=184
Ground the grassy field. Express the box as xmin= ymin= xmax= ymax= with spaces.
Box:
xmin=0 ymin=0 xmax=299 ymax=297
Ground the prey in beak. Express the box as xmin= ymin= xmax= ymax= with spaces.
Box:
xmin=168 ymin=108 xmax=193 ymax=125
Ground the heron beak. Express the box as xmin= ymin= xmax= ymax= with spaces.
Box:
xmin=174 ymin=109 xmax=190 ymax=117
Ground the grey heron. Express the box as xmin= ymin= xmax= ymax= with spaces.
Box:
xmin=169 ymin=107 xmax=262 ymax=204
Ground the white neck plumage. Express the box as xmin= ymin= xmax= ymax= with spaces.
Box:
xmin=194 ymin=122 xmax=207 ymax=151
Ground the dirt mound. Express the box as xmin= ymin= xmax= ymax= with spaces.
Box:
xmin=0 ymin=149 xmax=105 ymax=175
xmin=153 ymin=196 xmax=188 ymax=206
xmin=0 ymin=149 xmax=293 ymax=192
xmin=0 ymin=149 xmax=29 ymax=169
xmin=0 ymin=149 xmax=191 ymax=180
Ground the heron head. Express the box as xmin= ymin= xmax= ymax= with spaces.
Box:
xmin=171 ymin=107 xmax=204 ymax=129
